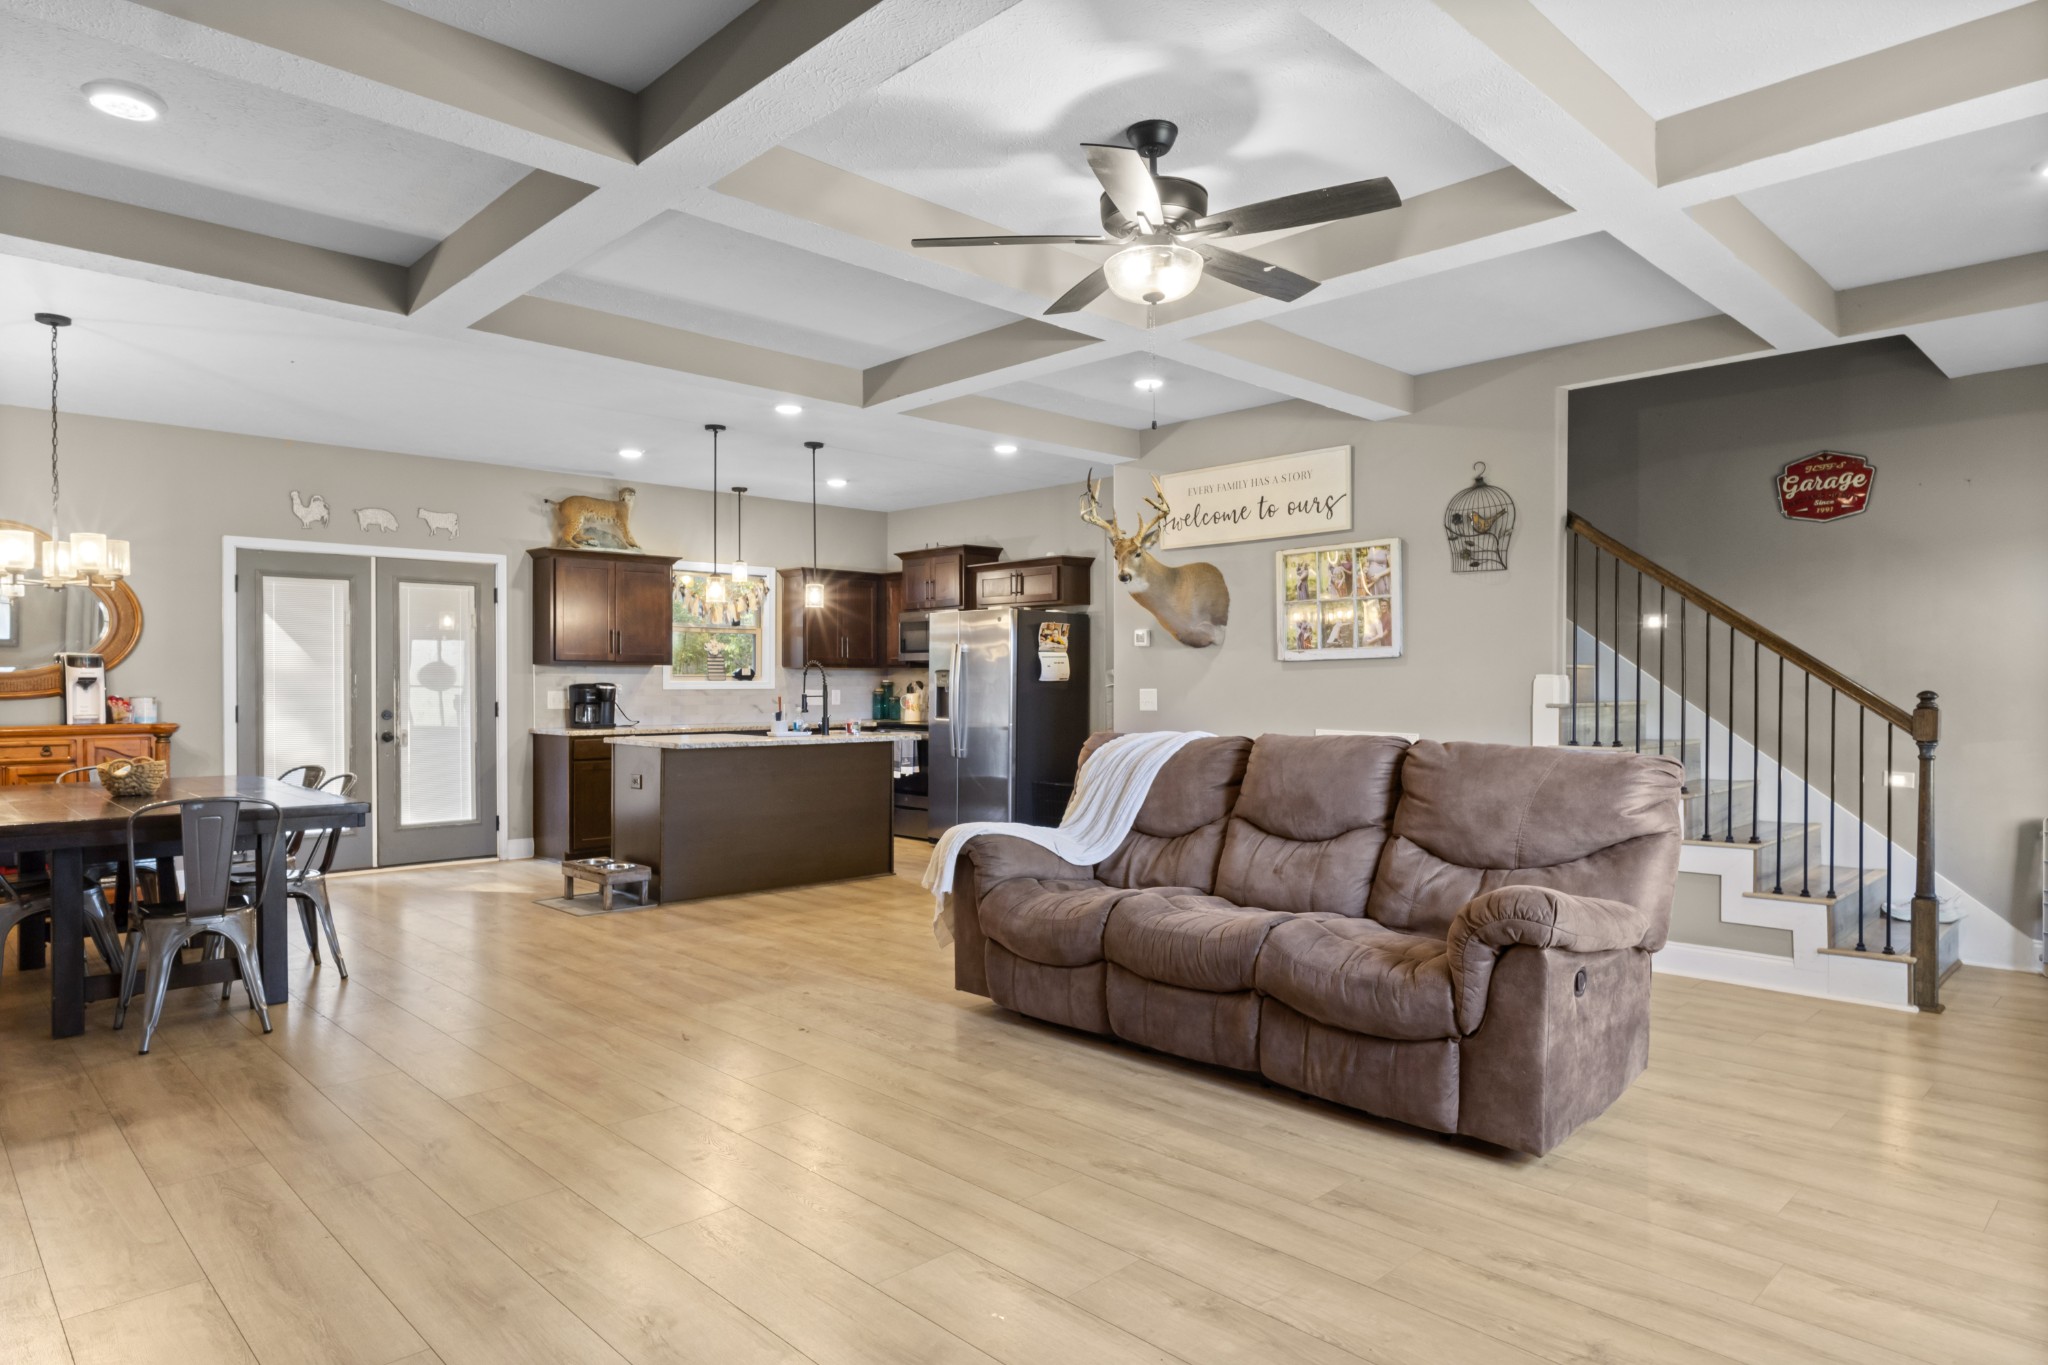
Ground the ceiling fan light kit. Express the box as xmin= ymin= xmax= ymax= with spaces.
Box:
xmin=911 ymin=119 xmax=1401 ymax=318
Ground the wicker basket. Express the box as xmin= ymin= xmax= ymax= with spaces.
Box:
xmin=97 ymin=756 xmax=167 ymax=797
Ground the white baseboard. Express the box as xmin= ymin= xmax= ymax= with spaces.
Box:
xmin=1959 ymin=911 xmax=2043 ymax=972
xmin=502 ymin=838 xmax=535 ymax=861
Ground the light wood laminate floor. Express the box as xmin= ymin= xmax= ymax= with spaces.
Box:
xmin=1 ymin=844 xmax=2043 ymax=1365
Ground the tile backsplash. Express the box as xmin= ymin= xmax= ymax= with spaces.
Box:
xmin=532 ymin=664 xmax=925 ymax=728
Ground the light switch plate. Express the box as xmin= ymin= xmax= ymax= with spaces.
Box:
xmin=546 ymin=689 xmax=567 ymax=709
xmin=1138 ymin=688 xmax=1159 ymax=712
xmin=1133 ymin=628 xmax=1151 ymax=647
xmin=829 ymin=689 xmax=842 ymax=706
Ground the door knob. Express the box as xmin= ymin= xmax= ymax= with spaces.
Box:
xmin=379 ymin=732 xmax=395 ymax=743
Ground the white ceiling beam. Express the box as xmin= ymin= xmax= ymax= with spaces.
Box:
xmin=904 ymin=396 xmax=1140 ymax=463
xmin=1685 ymin=198 xmax=1839 ymax=334
xmin=1189 ymin=324 xmax=1414 ymax=419
xmin=1839 ymin=251 xmax=2048 ymax=335
xmin=407 ymin=171 xmax=595 ymax=314
xmin=1657 ymin=3 xmax=2048 ymax=195
xmin=862 ymin=320 xmax=1109 ymax=412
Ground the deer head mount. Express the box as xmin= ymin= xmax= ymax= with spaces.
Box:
xmin=1081 ymin=473 xmax=1230 ymax=648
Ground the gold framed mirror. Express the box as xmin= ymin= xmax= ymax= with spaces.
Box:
xmin=0 ymin=520 xmax=143 ymax=699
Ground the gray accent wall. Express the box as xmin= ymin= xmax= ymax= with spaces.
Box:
xmin=1569 ymin=339 xmax=2048 ymax=937
xmin=0 ymin=404 xmax=891 ymax=842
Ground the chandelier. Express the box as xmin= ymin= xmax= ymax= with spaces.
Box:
xmin=1 ymin=314 xmax=130 ymax=597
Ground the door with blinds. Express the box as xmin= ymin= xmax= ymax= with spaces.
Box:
xmin=236 ymin=550 xmax=498 ymax=866
xmin=235 ymin=552 xmax=375 ymax=870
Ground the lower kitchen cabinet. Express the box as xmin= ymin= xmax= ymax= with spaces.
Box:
xmin=533 ymin=733 xmax=613 ymax=859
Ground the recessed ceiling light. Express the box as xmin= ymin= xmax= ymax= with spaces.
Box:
xmin=774 ymin=402 xmax=803 ymax=415
xmin=619 ymin=447 xmax=644 ymax=460
xmin=82 ymin=80 xmax=166 ymax=122
xmin=1133 ymin=377 xmax=1164 ymax=392
xmin=992 ymin=443 xmax=1018 ymax=455
xmin=826 ymin=477 xmax=848 ymax=489
xmin=2037 ymin=162 xmax=2048 ymax=179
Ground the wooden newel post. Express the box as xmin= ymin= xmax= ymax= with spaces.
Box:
xmin=1910 ymin=691 xmax=1942 ymax=1012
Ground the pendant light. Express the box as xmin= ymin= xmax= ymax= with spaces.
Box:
xmin=16 ymin=315 xmax=129 ymax=593
xmin=729 ymin=485 xmax=748 ymax=583
xmin=803 ymin=441 xmax=825 ymax=609
xmin=702 ymin=423 xmax=727 ymax=605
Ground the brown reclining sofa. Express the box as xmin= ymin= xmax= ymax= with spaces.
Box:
xmin=950 ymin=733 xmax=1683 ymax=1154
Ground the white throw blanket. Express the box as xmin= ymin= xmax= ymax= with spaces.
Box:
xmin=924 ymin=730 xmax=1211 ymax=944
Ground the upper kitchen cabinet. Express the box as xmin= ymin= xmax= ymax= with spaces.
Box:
xmin=897 ymin=545 xmax=1001 ymax=611
xmin=778 ymin=569 xmax=887 ymax=669
xmin=972 ymin=555 xmax=1094 ymax=608
xmin=530 ymin=548 xmax=674 ymax=666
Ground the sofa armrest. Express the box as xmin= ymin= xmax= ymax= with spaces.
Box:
xmin=1446 ymin=886 xmax=1653 ymax=1034
xmin=963 ymin=834 xmax=1096 ymax=887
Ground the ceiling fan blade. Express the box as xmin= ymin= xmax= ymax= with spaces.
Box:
xmin=1082 ymin=144 xmax=1165 ymax=229
xmin=912 ymin=234 xmax=1114 ymax=248
xmin=1195 ymin=177 xmax=1401 ymax=237
xmin=1044 ymin=267 xmax=1110 ymax=315
xmin=1189 ymin=243 xmax=1320 ymax=302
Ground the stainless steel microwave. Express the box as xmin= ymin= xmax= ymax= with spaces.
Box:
xmin=897 ymin=611 xmax=931 ymax=663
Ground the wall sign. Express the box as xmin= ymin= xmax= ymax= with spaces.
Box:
xmin=1154 ymin=446 xmax=1351 ymax=549
xmin=1777 ymin=451 xmax=1873 ymax=522
xmin=1276 ymin=537 xmax=1404 ymax=662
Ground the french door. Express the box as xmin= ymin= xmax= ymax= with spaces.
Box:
xmin=235 ymin=550 xmax=498 ymax=866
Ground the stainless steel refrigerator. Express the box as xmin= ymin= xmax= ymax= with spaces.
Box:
xmin=927 ymin=608 xmax=1091 ymax=835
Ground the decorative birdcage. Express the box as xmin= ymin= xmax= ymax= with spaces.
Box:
xmin=1443 ymin=462 xmax=1515 ymax=572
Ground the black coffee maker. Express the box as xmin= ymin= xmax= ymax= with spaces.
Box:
xmin=567 ymin=683 xmax=618 ymax=729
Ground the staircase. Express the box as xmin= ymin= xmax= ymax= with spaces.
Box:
xmin=1563 ymin=515 xmax=1957 ymax=1011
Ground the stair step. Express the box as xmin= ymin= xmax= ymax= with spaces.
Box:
xmin=1682 ymin=781 xmax=1756 ymax=835
xmin=1823 ymin=900 xmax=1961 ymax=973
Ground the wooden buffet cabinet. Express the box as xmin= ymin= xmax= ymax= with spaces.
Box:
xmin=0 ymin=723 xmax=177 ymax=785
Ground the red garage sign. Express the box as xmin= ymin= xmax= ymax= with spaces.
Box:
xmin=1777 ymin=451 xmax=1874 ymax=522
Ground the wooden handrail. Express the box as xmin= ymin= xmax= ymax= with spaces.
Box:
xmin=1566 ymin=514 xmax=1913 ymax=731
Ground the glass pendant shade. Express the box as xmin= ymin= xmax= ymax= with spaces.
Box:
xmin=40 ymin=537 xmax=80 ymax=585
xmin=704 ymin=574 xmax=727 ymax=604
xmin=729 ymin=557 xmax=748 ymax=582
xmin=0 ymin=529 xmax=35 ymax=572
xmin=1103 ymin=244 xmax=1203 ymax=305
xmin=69 ymin=531 xmax=107 ymax=575
xmin=803 ymin=576 xmax=825 ymax=609
xmin=104 ymin=539 xmax=130 ymax=579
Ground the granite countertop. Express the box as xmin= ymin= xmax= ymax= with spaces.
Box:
xmin=534 ymin=721 xmax=927 ymax=737
xmin=608 ymin=732 xmax=902 ymax=750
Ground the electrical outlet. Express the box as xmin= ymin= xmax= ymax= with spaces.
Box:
xmin=546 ymin=689 xmax=567 ymax=709
xmin=629 ymin=774 xmax=643 ymax=789
xmin=829 ymin=689 xmax=842 ymax=706
xmin=1133 ymin=628 xmax=1151 ymax=647
xmin=1138 ymin=688 xmax=1158 ymax=712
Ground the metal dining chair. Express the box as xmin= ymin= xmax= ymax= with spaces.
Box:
xmin=114 ymin=796 xmax=282 ymax=1054
xmin=0 ymin=766 xmax=126 ymax=979
xmin=228 ymin=771 xmax=354 ymax=980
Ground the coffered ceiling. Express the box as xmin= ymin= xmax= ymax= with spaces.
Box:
xmin=0 ymin=0 xmax=2042 ymax=509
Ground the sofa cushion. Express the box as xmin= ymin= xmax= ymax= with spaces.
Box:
xmin=1365 ymin=741 xmax=1683 ymax=942
xmin=1095 ymin=736 xmax=1253 ymax=893
xmin=1213 ymin=734 xmax=1406 ymax=916
xmin=985 ymin=944 xmax=1111 ymax=1034
xmin=1103 ymin=892 xmax=1292 ymax=993
xmin=978 ymin=878 xmax=1137 ymax=968
xmin=1106 ymin=967 xmax=1262 ymax=1070
xmin=1253 ymin=916 xmax=1458 ymax=1041
xmin=1259 ymin=999 xmax=1459 ymax=1134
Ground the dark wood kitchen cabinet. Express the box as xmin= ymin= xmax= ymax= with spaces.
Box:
xmin=896 ymin=545 xmax=1001 ymax=611
xmin=973 ymin=555 xmax=1093 ymax=608
xmin=778 ymin=569 xmax=888 ymax=668
xmin=532 ymin=733 xmax=614 ymax=858
xmin=529 ymin=548 xmax=673 ymax=666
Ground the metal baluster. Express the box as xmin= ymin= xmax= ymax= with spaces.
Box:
xmin=1592 ymin=549 xmax=1602 ymax=747
xmin=1704 ymin=609 xmax=1712 ymax=833
xmin=1773 ymin=654 xmax=1785 ymax=894
xmin=1801 ymin=672 xmax=1812 ymax=898
xmin=1657 ymin=585 xmax=1667 ymax=764
xmin=1678 ymin=599 xmax=1689 ymax=803
xmin=1611 ymin=556 xmax=1624 ymax=747
xmin=1883 ymin=726 xmax=1896 ymax=954
xmin=1633 ymin=569 xmax=1643 ymax=753
xmin=1725 ymin=619 xmax=1736 ymax=843
xmin=1827 ymin=690 xmax=1838 ymax=897
xmin=1749 ymin=637 xmax=1761 ymax=843
xmin=1568 ymin=535 xmax=1579 ymax=746
xmin=1856 ymin=706 xmax=1867 ymax=952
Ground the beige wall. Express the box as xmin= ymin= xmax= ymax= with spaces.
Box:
xmin=0 ymin=405 xmax=890 ymax=842
xmin=1568 ymin=339 xmax=2048 ymax=935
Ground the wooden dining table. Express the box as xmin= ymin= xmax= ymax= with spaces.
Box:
xmin=0 ymin=776 xmax=370 ymax=1038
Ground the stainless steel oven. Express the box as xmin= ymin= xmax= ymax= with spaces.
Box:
xmin=896 ymin=610 xmax=931 ymax=664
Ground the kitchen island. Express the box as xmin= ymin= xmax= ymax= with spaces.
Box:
xmin=608 ymin=732 xmax=898 ymax=902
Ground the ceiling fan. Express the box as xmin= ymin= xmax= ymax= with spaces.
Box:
xmin=911 ymin=119 xmax=1401 ymax=315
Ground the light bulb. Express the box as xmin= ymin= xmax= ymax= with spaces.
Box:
xmin=803 ymin=578 xmax=825 ymax=609
xmin=1103 ymin=244 xmax=1203 ymax=305
xmin=704 ymin=574 xmax=727 ymax=604
xmin=83 ymin=80 xmax=166 ymax=122
xmin=69 ymin=532 xmax=107 ymax=573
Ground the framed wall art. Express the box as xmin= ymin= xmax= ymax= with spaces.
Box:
xmin=1276 ymin=537 xmax=1403 ymax=662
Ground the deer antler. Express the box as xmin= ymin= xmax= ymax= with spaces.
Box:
xmin=1135 ymin=475 xmax=1172 ymax=548
xmin=1079 ymin=471 xmax=1122 ymax=538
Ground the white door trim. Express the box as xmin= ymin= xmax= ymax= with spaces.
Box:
xmin=221 ymin=536 xmax=511 ymax=861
